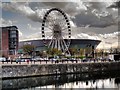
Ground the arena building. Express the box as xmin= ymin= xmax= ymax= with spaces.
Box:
xmin=19 ymin=39 xmax=101 ymax=57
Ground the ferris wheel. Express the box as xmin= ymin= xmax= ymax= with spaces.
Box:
xmin=41 ymin=8 xmax=71 ymax=55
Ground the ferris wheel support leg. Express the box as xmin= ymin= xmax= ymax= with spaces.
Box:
xmin=55 ymin=39 xmax=58 ymax=49
xmin=48 ymin=37 xmax=53 ymax=48
xmin=62 ymin=39 xmax=71 ymax=56
xmin=58 ymin=39 xmax=61 ymax=50
xmin=51 ymin=39 xmax=55 ymax=49
xmin=61 ymin=39 xmax=65 ymax=52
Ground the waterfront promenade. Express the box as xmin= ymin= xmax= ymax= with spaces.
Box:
xmin=0 ymin=61 xmax=78 ymax=65
xmin=0 ymin=60 xmax=111 ymax=65
xmin=1 ymin=60 xmax=120 ymax=79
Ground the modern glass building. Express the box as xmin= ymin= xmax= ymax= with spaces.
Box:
xmin=19 ymin=39 xmax=101 ymax=57
xmin=20 ymin=39 xmax=101 ymax=50
xmin=0 ymin=26 xmax=19 ymax=58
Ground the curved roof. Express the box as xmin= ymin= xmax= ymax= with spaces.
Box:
xmin=19 ymin=39 xmax=101 ymax=49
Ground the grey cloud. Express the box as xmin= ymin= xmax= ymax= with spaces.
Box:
xmin=84 ymin=2 xmax=107 ymax=11
xmin=2 ymin=2 xmax=81 ymax=23
xmin=41 ymin=2 xmax=87 ymax=16
xmin=1 ymin=18 xmax=13 ymax=27
xmin=108 ymin=1 xmax=120 ymax=8
xmin=2 ymin=2 xmax=44 ymax=22
xmin=72 ymin=25 xmax=118 ymax=34
xmin=42 ymin=2 xmax=68 ymax=9
xmin=2 ymin=1 xmax=118 ymax=28
xmin=72 ymin=11 xmax=115 ymax=28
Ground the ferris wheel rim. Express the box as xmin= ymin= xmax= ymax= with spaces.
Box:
xmin=41 ymin=8 xmax=71 ymax=54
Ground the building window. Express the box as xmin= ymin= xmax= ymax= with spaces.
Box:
xmin=9 ymin=50 xmax=15 ymax=55
xmin=10 ymin=30 xmax=17 ymax=34
xmin=10 ymin=34 xmax=17 ymax=38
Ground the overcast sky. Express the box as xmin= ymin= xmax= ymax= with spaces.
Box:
xmin=0 ymin=0 xmax=120 ymax=49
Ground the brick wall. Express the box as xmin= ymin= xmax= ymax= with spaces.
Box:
xmin=2 ymin=30 xmax=9 ymax=58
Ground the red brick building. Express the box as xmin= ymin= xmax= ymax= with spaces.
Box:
xmin=0 ymin=26 xmax=19 ymax=58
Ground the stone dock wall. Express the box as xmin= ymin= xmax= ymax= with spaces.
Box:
xmin=1 ymin=61 xmax=120 ymax=79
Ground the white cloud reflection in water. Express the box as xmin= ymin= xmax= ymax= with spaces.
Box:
xmin=32 ymin=78 xmax=119 ymax=89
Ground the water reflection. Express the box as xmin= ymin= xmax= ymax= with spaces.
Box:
xmin=2 ymin=71 xmax=120 ymax=89
xmin=33 ymin=78 xmax=119 ymax=89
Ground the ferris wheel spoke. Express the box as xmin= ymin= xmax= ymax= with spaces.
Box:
xmin=45 ymin=20 xmax=54 ymax=26
xmin=62 ymin=27 xmax=69 ymax=31
xmin=44 ymin=25 xmax=53 ymax=31
xmin=46 ymin=17 xmax=55 ymax=26
xmin=62 ymin=39 xmax=69 ymax=49
xmin=62 ymin=35 xmax=66 ymax=39
xmin=62 ymin=39 xmax=69 ymax=52
xmin=60 ymin=22 xmax=67 ymax=27
xmin=48 ymin=41 xmax=52 ymax=48
xmin=49 ymin=19 xmax=55 ymax=25
xmin=59 ymin=21 xmax=67 ymax=26
xmin=62 ymin=30 xmax=68 ymax=34
xmin=45 ymin=22 xmax=52 ymax=26
xmin=62 ymin=34 xmax=68 ymax=38
xmin=58 ymin=39 xmax=61 ymax=50
xmin=51 ymin=39 xmax=54 ymax=49
xmin=62 ymin=27 xmax=68 ymax=31
xmin=55 ymin=39 xmax=58 ymax=49
xmin=48 ymin=37 xmax=54 ymax=48
xmin=53 ymin=19 xmax=58 ymax=24
xmin=62 ymin=32 xmax=68 ymax=35
xmin=60 ymin=39 xmax=65 ymax=52
xmin=52 ymin=19 xmax=56 ymax=25
xmin=62 ymin=30 xmax=69 ymax=34
xmin=45 ymin=34 xmax=53 ymax=39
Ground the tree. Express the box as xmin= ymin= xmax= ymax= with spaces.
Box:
xmin=109 ymin=47 xmax=113 ymax=54
xmin=84 ymin=47 xmax=92 ymax=58
xmin=47 ymin=48 xmax=62 ymax=56
xmin=113 ymin=48 xmax=119 ymax=54
xmin=69 ymin=48 xmax=78 ymax=56
xmin=100 ymin=49 xmax=104 ymax=58
xmin=95 ymin=49 xmax=104 ymax=58
xmin=79 ymin=48 xmax=84 ymax=56
xmin=22 ymin=44 xmax=35 ymax=56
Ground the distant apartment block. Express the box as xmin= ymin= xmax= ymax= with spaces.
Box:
xmin=0 ymin=26 xmax=19 ymax=58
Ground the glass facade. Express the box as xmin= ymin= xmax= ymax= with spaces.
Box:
xmin=9 ymin=28 xmax=18 ymax=55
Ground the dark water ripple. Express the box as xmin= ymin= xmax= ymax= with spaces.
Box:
xmin=2 ymin=70 xmax=120 ymax=89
